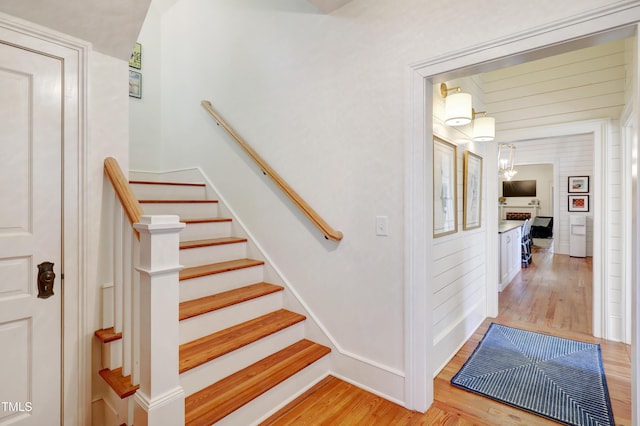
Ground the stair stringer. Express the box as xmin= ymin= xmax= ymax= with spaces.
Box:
xmin=129 ymin=167 xmax=406 ymax=414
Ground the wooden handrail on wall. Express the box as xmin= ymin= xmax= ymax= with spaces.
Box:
xmin=201 ymin=100 xmax=344 ymax=242
xmin=104 ymin=157 xmax=144 ymax=239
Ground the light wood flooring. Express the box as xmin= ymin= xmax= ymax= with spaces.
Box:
xmin=262 ymin=245 xmax=632 ymax=425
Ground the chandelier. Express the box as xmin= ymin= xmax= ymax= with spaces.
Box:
xmin=498 ymin=144 xmax=517 ymax=180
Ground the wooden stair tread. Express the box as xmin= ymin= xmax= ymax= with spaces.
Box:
xmin=180 ymin=236 xmax=247 ymax=250
xmin=179 ymin=282 xmax=284 ymax=321
xmin=184 ymin=339 xmax=330 ymax=426
xmin=98 ymin=367 xmax=139 ymax=399
xmin=94 ymin=327 xmax=122 ymax=343
xmin=139 ymin=199 xmax=218 ymax=204
xmin=180 ymin=258 xmax=264 ymax=281
xmin=179 ymin=309 xmax=305 ymax=373
xmin=182 ymin=217 xmax=232 ymax=224
xmin=129 ymin=180 xmax=206 ymax=187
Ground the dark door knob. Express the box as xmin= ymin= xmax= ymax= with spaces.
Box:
xmin=37 ymin=261 xmax=55 ymax=299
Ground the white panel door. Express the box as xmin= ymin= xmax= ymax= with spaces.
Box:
xmin=0 ymin=42 xmax=62 ymax=425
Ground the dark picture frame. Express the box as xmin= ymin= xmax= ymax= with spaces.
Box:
xmin=568 ymin=176 xmax=589 ymax=193
xmin=568 ymin=195 xmax=589 ymax=212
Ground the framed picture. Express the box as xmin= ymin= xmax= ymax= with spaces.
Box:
xmin=433 ymin=136 xmax=457 ymax=237
xmin=568 ymin=195 xmax=589 ymax=212
xmin=463 ymin=150 xmax=482 ymax=230
xmin=129 ymin=70 xmax=142 ymax=99
xmin=568 ymin=176 xmax=589 ymax=193
xmin=129 ymin=42 xmax=142 ymax=69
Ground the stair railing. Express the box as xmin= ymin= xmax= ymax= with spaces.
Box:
xmin=103 ymin=157 xmax=186 ymax=425
xmin=200 ymin=100 xmax=344 ymax=242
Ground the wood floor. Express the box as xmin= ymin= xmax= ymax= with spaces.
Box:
xmin=262 ymin=245 xmax=632 ymax=425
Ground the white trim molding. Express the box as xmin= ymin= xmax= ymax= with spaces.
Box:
xmin=405 ymin=3 xmax=640 ymax=412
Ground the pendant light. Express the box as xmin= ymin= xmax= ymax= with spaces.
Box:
xmin=440 ymin=83 xmax=472 ymax=126
xmin=498 ymin=144 xmax=517 ymax=180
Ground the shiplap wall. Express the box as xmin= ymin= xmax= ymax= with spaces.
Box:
xmin=432 ymin=76 xmax=488 ymax=370
xmin=511 ymin=135 xmax=594 ymax=256
xmin=484 ymin=39 xmax=627 ymax=131
xmin=484 ymin=39 xmax=629 ymax=342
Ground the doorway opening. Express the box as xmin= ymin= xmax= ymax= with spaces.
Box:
xmin=404 ymin=10 xmax=639 ymax=414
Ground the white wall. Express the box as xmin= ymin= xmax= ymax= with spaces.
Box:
xmin=130 ymin=0 xmax=631 ymax=404
xmin=88 ymin=52 xmax=131 ymax=408
xmin=499 ymin=164 xmax=554 ymax=216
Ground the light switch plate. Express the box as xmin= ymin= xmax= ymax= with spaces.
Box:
xmin=376 ymin=216 xmax=389 ymax=236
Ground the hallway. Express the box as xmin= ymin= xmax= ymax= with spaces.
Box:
xmin=430 ymin=247 xmax=630 ymax=425
xmin=263 ymin=248 xmax=631 ymax=425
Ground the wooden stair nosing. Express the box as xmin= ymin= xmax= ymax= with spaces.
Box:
xmin=94 ymin=327 xmax=122 ymax=343
xmin=179 ymin=309 xmax=305 ymax=374
xmin=184 ymin=339 xmax=331 ymax=426
xmin=180 ymin=236 xmax=247 ymax=250
xmin=180 ymin=258 xmax=265 ymax=281
xmin=98 ymin=367 xmax=139 ymax=399
xmin=182 ymin=217 xmax=232 ymax=224
xmin=139 ymin=199 xmax=218 ymax=204
xmin=179 ymin=282 xmax=284 ymax=321
xmin=129 ymin=180 xmax=206 ymax=187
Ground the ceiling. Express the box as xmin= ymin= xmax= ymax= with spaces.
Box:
xmin=307 ymin=0 xmax=352 ymax=13
xmin=0 ymin=0 xmax=151 ymax=59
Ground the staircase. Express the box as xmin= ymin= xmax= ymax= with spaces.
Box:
xmin=97 ymin=176 xmax=331 ymax=425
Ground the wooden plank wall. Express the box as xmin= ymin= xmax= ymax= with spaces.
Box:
xmin=483 ymin=39 xmax=627 ymax=132
xmin=432 ymin=75 xmax=488 ymax=371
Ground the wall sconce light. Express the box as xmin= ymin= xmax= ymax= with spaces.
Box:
xmin=440 ymin=83 xmax=472 ymax=126
xmin=498 ymin=143 xmax=517 ymax=180
xmin=472 ymin=109 xmax=495 ymax=142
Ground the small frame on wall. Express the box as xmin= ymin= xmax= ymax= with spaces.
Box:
xmin=463 ymin=150 xmax=482 ymax=230
xmin=129 ymin=70 xmax=142 ymax=99
xmin=568 ymin=176 xmax=589 ymax=193
xmin=129 ymin=42 xmax=142 ymax=69
xmin=568 ymin=194 xmax=589 ymax=212
xmin=433 ymin=136 xmax=457 ymax=238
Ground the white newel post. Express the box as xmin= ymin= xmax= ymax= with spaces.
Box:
xmin=133 ymin=215 xmax=186 ymax=426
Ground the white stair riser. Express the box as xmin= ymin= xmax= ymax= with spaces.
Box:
xmin=180 ymin=323 xmax=304 ymax=396
xmin=218 ymin=356 xmax=330 ymax=426
xmin=181 ymin=221 xmax=232 ymax=241
xmin=140 ymin=202 xmax=218 ymax=219
xmin=180 ymin=265 xmax=264 ymax=302
xmin=131 ymin=183 xmax=206 ymax=201
xmin=180 ymin=292 xmax=283 ymax=344
xmin=180 ymin=241 xmax=247 ymax=267
xmin=102 ymin=340 xmax=122 ymax=370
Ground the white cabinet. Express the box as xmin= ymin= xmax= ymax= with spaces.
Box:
xmin=499 ymin=225 xmax=521 ymax=291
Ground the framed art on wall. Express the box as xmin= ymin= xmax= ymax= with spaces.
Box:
xmin=433 ymin=136 xmax=457 ymax=237
xmin=568 ymin=195 xmax=589 ymax=212
xmin=129 ymin=70 xmax=141 ymax=99
xmin=568 ymin=176 xmax=589 ymax=193
xmin=129 ymin=42 xmax=141 ymax=69
xmin=463 ymin=150 xmax=482 ymax=230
